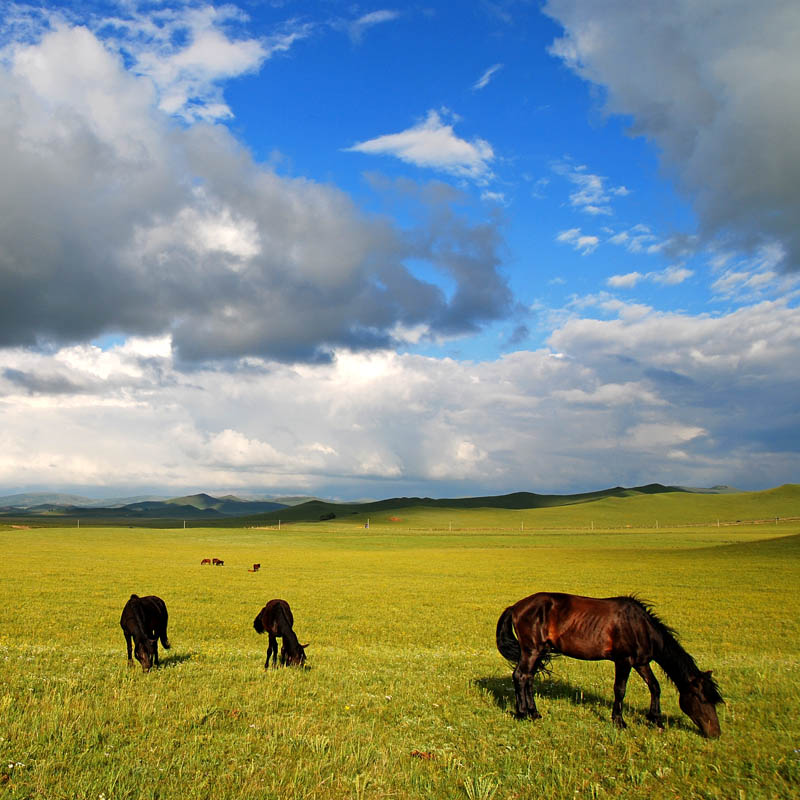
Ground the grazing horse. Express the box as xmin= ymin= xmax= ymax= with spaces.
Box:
xmin=200 ymin=558 xmax=211 ymax=565
xmin=212 ymin=558 xmax=224 ymax=566
xmin=120 ymin=594 xmax=171 ymax=672
xmin=253 ymin=599 xmax=308 ymax=668
xmin=496 ymin=592 xmax=722 ymax=738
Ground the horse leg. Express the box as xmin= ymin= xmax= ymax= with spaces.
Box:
xmin=266 ymin=634 xmax=277 ymax=668
xmin=635 ymin=663 xmax=663 ymax=727
xmin=612 ymin=661 xmax=632 ymax=728
xmin=124 ymin=631 xmax=134 ymax=667
xmin=513 ymin=649 xmax=546 ymax=720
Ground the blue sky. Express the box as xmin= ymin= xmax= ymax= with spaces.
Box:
xmin=0 ymin=0 xmax=798 ymax=499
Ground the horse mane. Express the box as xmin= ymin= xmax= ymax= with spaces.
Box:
xmin=625 ymin=595 xmax=723 ymax=704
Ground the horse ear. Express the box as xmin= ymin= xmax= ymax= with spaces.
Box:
xmin=301 ymin=642 xmax=310 ymax=648
xmin=704 ymin=670 xmax=713 ymax=677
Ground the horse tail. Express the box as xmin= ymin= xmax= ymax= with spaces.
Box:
xmin=496 ymin=606 xmax=521 ymax=665
xmin=253 ymin=610 xmax=265 ymax=634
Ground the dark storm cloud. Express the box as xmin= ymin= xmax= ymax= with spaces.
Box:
xmin=0 ymin=25 xmax=511 ymax=364
xmin=544 ymin=0 xmax=800 ymax=270
xmin=3 ymin=368 xmax=93 ymax=395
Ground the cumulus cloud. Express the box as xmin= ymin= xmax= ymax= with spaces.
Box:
xmin=607 ymin=266 xmax=693 ymax=289
xmin=95 ymin=4 xmax=309 ymax=122
xmin=346 ymin=109 xmax=495 ymax=183
xmin=0 ymin=24 xmax=510 ymax=363
xmin=607 ymin=224 xmax=662 ymax=255
xmin=553 ymin=161 xmax=628 ymax=216
xmin=556 ymin=227 xmax=599 ymax=255
xmin=2 ymin=300 xmax=798 ymax=495
xmin=544 ymin=0 xmax=800 ymax=271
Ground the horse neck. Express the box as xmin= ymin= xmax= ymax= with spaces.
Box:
xmin=653 ymin=629 xmax=702 ymax=692
xmin=275 ymin=608 xmax=301 ymax=653
xmin=128 ymin=601 xmax=150 ymax=643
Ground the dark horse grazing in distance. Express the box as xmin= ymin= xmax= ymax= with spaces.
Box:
xmin=496 ymin=592 xmax=723 ymax=738
xmin=120 ymin=594 xmax=171 ymax=672
xmin=253 ymin=599 xmax=308 ymax=668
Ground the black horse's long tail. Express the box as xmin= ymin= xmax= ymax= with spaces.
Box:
xmin=496 ymin=606 xmax=521 ymax=665
xmin=253 ymin=611 xmax=265 ymax=634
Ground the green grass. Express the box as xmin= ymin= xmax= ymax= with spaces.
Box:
xmin=1 ymin=520 xmax=798 ymax=799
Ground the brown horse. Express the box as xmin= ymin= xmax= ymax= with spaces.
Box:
xmin=496 ymin=592 xmax=722 ymax=737
xmin=253 ymin=599 xmax=307 ymax=668
xmin=120 ymin=594 xmax=171 ymax=672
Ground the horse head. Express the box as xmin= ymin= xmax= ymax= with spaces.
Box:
xmin=679 ymin=670 xmax=723 ymax=738
xmin=134 ymin=638 xmax=158 ymax=673
xmin=281 ymin=642 xmax=308 ymax=667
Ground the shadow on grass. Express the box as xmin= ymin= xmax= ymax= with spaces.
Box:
xmin=159 ymin=651 xmax=194 ymax=668
xmin=473 ymin=674 xmax=693 ymax=734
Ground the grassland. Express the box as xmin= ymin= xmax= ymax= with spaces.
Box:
xmin=1 ymin=505 xmax=798 ymax=798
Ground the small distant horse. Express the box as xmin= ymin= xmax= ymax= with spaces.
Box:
xmin=253 ymin=599 xmax=307 ymax=668
xmin=212 ymin=558 xmax=224 ymax=566
xmin=496 ymin=592 xmax=722 ymax=737
xmin=200 ymin=558 xmax=211 ymax=565
xmin=120 ymin=594 xmax=171 ymax=672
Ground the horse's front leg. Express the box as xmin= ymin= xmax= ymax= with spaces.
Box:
xmin=612 ymin=661 xmax=632 ymax=728
xmin=124 ymin=631 xmax=134 ymax=666
xmin=635 ymin=663 xmax=663 ymax=727
xmin=513 ymin=649 xmax=545 ymax=720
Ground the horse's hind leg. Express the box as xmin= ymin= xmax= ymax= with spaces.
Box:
xmin=266 ymin=634 xmax=277 ymax=669
xmin=635 ymin=663 xmax=663 ymax=727
xmin=612 ymin=661 xmax=632 ymax=728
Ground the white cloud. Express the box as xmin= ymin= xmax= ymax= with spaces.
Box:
xmin=346 ymin=10 xmax=400 ymax=42
xmin=346 ymin=109 xmax=495 ymax=183
xmin=606 ymin=265 xmax=693 ymax=289
xmin=556 ymin=227 xmax=599 ymax=255
xmin=607 ymin=272 xmax=643 ymax=289
xmin=652 ymin=266 xmax=693 ymax=286
xmin=3 ymin=299 xmax=797 ymax=495
xmin=473 ymin=63 xmax=503 ymax=90
xmin=544 ymin=0 xmax=800 ymax=272
xmin=96 ymin=4 xmax=306 ymax=122
xmin=553 ymin=161 xmax=628 ymax=215
xmin=0 ymin=24 xmax=511 ymax=363
xmin=608 ymin=224 xmax=662 ymax=254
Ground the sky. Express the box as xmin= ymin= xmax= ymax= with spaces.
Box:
xmin=0 ymin=0 xmax=799 ymax=500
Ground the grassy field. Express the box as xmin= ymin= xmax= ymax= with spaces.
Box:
xmin=1 ymin=514 xmax=798 ymax=799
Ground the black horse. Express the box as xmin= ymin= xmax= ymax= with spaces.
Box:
xmin=496 ymin=592 xmax=723 ymax=737
xmin=253 ymin=599 xmax=307 ymax=668
xmin=120 ymin=594 xmax=170 ymax=672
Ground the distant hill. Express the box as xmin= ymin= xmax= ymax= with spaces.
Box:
xmin=0 ymin=492 xmax=288 ymax=519
xmin=6 ymin=483 xmax=786 ymax=528
xmin=0 ymin=492 xmax=167 ymax=509
xmin=239 ymin=483 xmax=695 ymax=523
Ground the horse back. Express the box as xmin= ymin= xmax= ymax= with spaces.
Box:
xmin=120 ymin=594 xmax=167 ymax=638
xmin=511 ymin=592 xmax=656 ymax=662
xmin=257 ymin=599 xmax=294 ymax=636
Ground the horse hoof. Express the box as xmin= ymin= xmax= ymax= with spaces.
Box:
xmin=613 ymin=718 xmax=627 ymax=729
